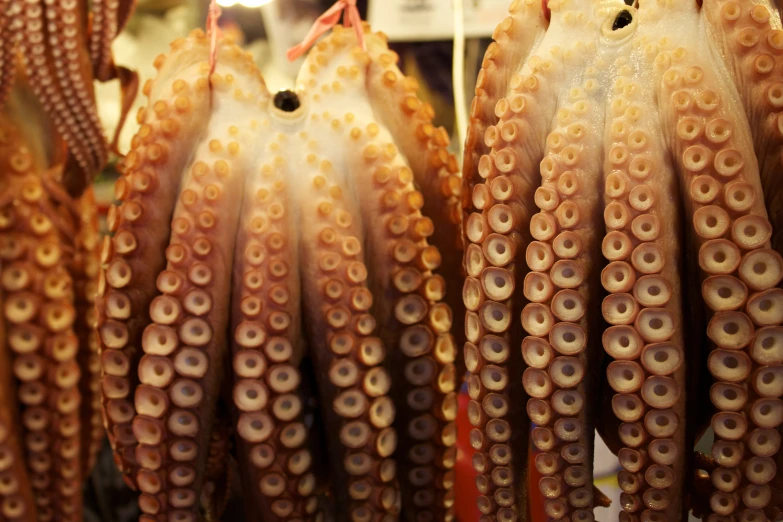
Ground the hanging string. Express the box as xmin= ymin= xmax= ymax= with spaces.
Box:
xmin=207 ymin=0 xmax=222 ymax=75
xmin=286 ymin=0 xmax=366 ymax=62
xmin=452 ymin=0 xmax=467 ymax=157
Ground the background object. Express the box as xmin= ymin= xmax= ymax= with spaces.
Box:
xmin=368 ymin=0 xmax=510 ymax=41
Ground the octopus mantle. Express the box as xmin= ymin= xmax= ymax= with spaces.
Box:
xmin=97 ymin=26 xmax=464 ymax=522
xmin=463 ymin=0 xmax=783 ymax=521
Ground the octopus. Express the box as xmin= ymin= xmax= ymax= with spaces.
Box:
xmin=95 ymin=23 xmax=464 ymax=522
xmin=462 ymin=0 xmax=783 ymax=520
xmin=0 ymin=0 xmax=133 ymax=520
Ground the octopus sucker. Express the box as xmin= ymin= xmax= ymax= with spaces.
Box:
xmin=72 ymin=188 xmax=103 ymax=476
xmin=229 ymin=130 xmax=314 ymax=521
xmin=89 ymin=0 xmax=137 ymax=82
xmin=463 ymin=2 xmax=614 ymax=519
xmin=0 ymin=86 xmax=104 ymax=521
xmin=99 ymin=23 xmax=461 ymax=521
xmin=464 ymin=0 xmax=783 ymax=520
xmin=641 ymin=0 xmax=782 ymax=518
xmin=701 ymin=0 xmax=783 ymax=255
xmin=0 ymin=0 xmax=16 ymax=109
xmin=97 ymin=32 xmax=215 ymax=486
xmin=17 ymin=0 xmax=106 ymax=190
xmin=599 ymin=17 xmax=688 ymax=520
xmin=364 ymin=36 xmax=466 ymax=383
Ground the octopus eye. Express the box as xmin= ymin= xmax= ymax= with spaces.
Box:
xmin=274 ymin=90 xmax=301 ymax=112
xmin=613 ymin=10 xmax=634 ymax=31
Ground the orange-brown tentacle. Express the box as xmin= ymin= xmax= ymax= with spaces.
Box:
xmin=0 ymin=0 xmax=17 ymax=110
xmin=19 ymin=0 xmax=107 ymax=193
xmin=72 ymin=188 xmax=102 ymax=477
xmin=89 ymin=0 xmax=136 ymax=82
xmin=644 ymin=1 xmax=783 ymax=518
xmin=96 ymin=33 xmax=213 ymax=488
xmin=0 ymin=127 xmax=85 ymax=522
xmin=0 ymin=117 xmax=42 ymax=522
xmin=229 ymin=142 xmax=321 ymax=522
xmin=365 ymin=39 xmax=465 ymax=384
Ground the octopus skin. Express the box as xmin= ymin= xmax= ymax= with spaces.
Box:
xmin=0 ymin=85 xmax=104 ymax=521
xmin=463 ymin=0 xmax=783 ymax=520
xmin=96 ymin=25 xmax=464 ymax=522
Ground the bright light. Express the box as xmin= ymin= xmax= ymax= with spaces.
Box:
xmin=217 ymin=0 xmax=275 ymax=7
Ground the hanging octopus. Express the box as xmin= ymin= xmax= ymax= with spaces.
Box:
xmin=463 ymin=0 xmax=783 ymax=520
xmin=0 ymin=0 xmax=134 ymax=520
xmin=95 ymin=20 xmax=464 ymax=522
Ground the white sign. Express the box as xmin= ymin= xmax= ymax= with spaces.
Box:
xmin=368 ymin=0 xmax=511 ymax=42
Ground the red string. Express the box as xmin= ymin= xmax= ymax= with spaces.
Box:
xmin=207 ymin=0 xmax=222 ymax=75
xmin=286 ymin=0 xmax=366 ymax=62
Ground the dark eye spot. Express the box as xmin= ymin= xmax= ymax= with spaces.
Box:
xmin=613 ymin=10 xmax=633 ymax=30
xmin=274 ymin=90 xmax=301 ymax=112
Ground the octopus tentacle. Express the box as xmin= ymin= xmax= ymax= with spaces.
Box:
xmin=90 ymin=0 xmax=137 ymax=82
xmin=0 ymin=0 xmax=16 ymax=109
xmin=0 ymin=122 xmax=42 ymax=522
xmin=0 ymin=127 xmax=84 ymax=521
xmin=298 ymin=174 xmax=400 ymax=520
xmin=341 ymin=124 xmax=459 ymax=519
xmin=524 ymin=73 xmax=609 ymax=522
xmin=701 ymin=0 xmax=783 ymax=254
xmin=72 ymin=188 xmax=103 ymax=476
xmin=17 ymin=0 xmax=107 ymax=190
xmin=130 ymin=42 xmax=265 ymax=522
xmin=0 ymin=344 xmax=36 ymax=522
xmin=285 ymin=41 xmax=403 ymax=518
xmin=364 ymin=35 xmax=466 ymax=383
xmin=463 ymin=2 xmax=605 ymax=520
xmin=641 ymin=1 xmax=783 ymax=518
xmin=229 ymin=131 xmax=318 ymax=521
xmin=353 ymin=38 xmax=465 ymax=514
xmin=97 ymin=32 xmax=213 ymax=486
xmin=276 ymin=26 xmax=460 ymax=520
xmin=463 ymin=0 xmax=549 ymax=202
xmin=88 ymin=0 xmax=139 ymax=156
xmin=600 ymin=24 xmax=688 ymax=520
